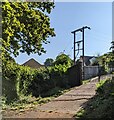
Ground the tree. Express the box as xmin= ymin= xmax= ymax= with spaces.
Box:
xmin=44 ymin=58 xmax=54 ymax=66
xmin=2 ymin=2 xmax=55 ymax=57
xmin=110 ymin=41 xmax=114 ymax=53
xmin=98 ymin=52 xmax=114 ymax=73
xmin=54 ymin=53 xmax=73 ymax=67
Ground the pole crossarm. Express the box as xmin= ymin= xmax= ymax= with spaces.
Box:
xmin=71 ymin=26 xmax=91 ymax=34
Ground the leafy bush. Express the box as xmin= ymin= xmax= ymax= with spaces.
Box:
xmin=48 ymin=65 xmax=67 ymax=87
xmin=2 ymin=60 xmax=71 ymax=103
xmin=2 ymin=62 xmax=20 ymax=103
xmin=44 ymin=58 xmax=54 ymax=66
xmin=28 ymin=65 xmax=69 ymax=97
xmin=96 ymin=79 xmax=114 ymax=96
xmin=54 ymin=53 xmax=73 ymax=67
xmin=97 ymin=52 xmax=114 ymax=73
xmin=96 ymin=79 xmax=107 ymax=94
xmin=17 ymin=66 xmax=34 ymax=95
xmin=28 ymin=68 xmax=51 ymax=97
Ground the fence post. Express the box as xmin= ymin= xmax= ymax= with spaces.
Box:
xmin=98 ymin=64 xmax=101 ymax=82
xmin=79 ymin=61 xmax=82 ymax=85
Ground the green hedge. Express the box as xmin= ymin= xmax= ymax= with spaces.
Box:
xmin=2 ymin=61 xmax=70 ymax=103
xmin=2 ymin=62 xmax=20 ymax=103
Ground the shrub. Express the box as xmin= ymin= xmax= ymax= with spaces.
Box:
xmin=2 ymin=60 xmax=70 ymax=103
xmin=28 ymin=68 xmax=51 ymax=97
xmin=2 ymin=61 xmax=20 ymax=103
xmin=49 ymin=64 xmax=69 ymax=88
xmin=54 ymin=53 xmax=73 ymax=67
xmin=96 ymin=78 xmax=114 ymax=96
xmin=17 ymin=66 xmax=34 ymax=95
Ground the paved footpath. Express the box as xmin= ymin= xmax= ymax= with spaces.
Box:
xmin=4 ymin=75 xmax=112 ymax=119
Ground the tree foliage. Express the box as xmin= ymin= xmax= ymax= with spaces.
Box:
xmin=54 ymin=53 xmax=73 ymax=67
xmin=97 ymin=52 xmax=114 ymax=72
xmin=110 ymin=41 xmax=114 ymax=53
xmin=2 ymin=2 xmax=55 ymax=57
xmin=44 ymin=58 xmax=54 ymax=66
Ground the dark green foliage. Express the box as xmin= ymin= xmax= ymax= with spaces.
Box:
xmin=2 ymin=62 xmax=20 ymax=103
xmin=49 ymin=65 xmax=69 ymax=88
xmin=110 ymin=41 xmax=114 ymax=53
xmin=2 ymin=60 xmax=70 ymax=103
xmin=96 ymin=79 xmax=114 ymax=96
xmin=28 ymin=68 xmax=52 ymax=97
xmin=17 ymin=66 xmax=34 ymax=95
xmin=44 ymin=58 xmax=54 ymax=66
xmin=25 ymin=65 xmax=69 ymax=97
xmin=2 ymin=53 xmax=73 ymax=103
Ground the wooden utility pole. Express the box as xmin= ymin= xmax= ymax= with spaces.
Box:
xmin=73 ymin=32 xmax=76 ymax=65
xmin=71 ymin=26 xmax=91 ymax=80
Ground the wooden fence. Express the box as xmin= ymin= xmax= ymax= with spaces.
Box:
xmin=67 ymin=62 xmax=82 ymax=87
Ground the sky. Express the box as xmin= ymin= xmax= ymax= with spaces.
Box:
xmin=14 ymin=2 xmax=112 ymax=65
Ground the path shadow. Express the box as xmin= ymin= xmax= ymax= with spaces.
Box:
xmin=53 ymin=98 xmax=90 ymax=101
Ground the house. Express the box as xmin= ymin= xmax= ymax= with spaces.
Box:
xmin=79 ymin=56 xmax=99 ymax=79
xmin=79 ymin=56 xmax=97 ymax=66
xmin=22 ymin=58 xmax=44 ymax=69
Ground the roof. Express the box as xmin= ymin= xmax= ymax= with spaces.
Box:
xmin=80 ymin=56 xmax=96 ymax=66
xmin=22 ymin=58 xmax=44 ymax=69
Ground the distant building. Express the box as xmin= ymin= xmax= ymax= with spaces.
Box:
xmin=79 ymin=56 xmax=99 ymax=79
xmin=22 ymin=58 xmax=44 ymax=69
xmin=79 ymin=56 xmax=97 ymax=66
